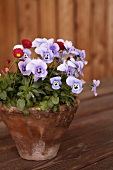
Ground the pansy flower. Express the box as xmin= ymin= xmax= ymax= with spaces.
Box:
xmin=67 ymin=58 xmax=84 ymax=76
xmin=4 ymin=67 xmax=9 ymax=73
xmin=64 ymin=40 xmax=72 ymax=51
xmin=6 ymin=59 xmax=11 ymax=64
xmin=32 ymin=38 xmax=54 ymax=48
xmin=56 ymin=39 xmax=65 ymax=51
xmin=21 ymin=49 xmax=31 ymax=61
xmin=18 ymin=58 xmax=31 ymax=76
xmin=66 ymin=67 xmax=75 ymax=76
xmin=57 ymin=61 xmax=75 ymax=76
xmin=50 ymin=76 xmax=62 ymax=90
xmin=66 ymin=76 xmax=83 ymax=94
xmin=21 ymin=39 xmax=32 ymax=49
xmin=26 ymin=59 xmax=48 ymax=81
xmin=91 ymin=80 xmax=100 ymax=96
xmin=75 ymin=49 xmax=88 ymax=65
xmin=13 ymin=48 xmax=24 ymax=58
xmin=42 ymin=50 xmax=54 ymax=63
xmin=49 ymin=43 xmax=60 ymax=57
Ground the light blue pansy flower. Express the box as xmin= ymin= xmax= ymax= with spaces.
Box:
xmin=66 ymin=76 xmax=83 ymax=94
xmin=18 ymin=58 xmax=31 ymax=76
xmin=26 ymin=59 xmax=48 ymax=81
xmin=50 ymin=76 xmax=62 ymax=90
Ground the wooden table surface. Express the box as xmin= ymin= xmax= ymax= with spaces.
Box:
xmin=0 ymin=78 xmax=113 ymax=170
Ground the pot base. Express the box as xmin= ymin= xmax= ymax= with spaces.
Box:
xmin=18 ymin=140 xmax=60 ymax=160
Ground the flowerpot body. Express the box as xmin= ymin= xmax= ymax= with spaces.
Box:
xmin=0 ymin=101 xmax=79 ymax=160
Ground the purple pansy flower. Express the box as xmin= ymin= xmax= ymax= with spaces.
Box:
xmin=57 ymin=61 xmax=68 ymax=72
xmin=75 ymin=49 xmax=88 ymax=65
xmin=26 ymin=59 xmax=48 ymax=81
xmin=92 ymin=80 xmax=100 ymax=96
xmin=66 ymin=76 xmax=83 ymax=94
xmin=32 ymin=38 xmax=54 ymax=48
xmin=50 ymin=76 xmax=62 ymax=90
xmin=66 ymin=67 xmax=75 ymax=76
xmin=41 ymin=50 xmax=54 ymax=63
xmin=20 ymin=49 xmax=31 ymax=61
xmin=18 ymin=58 xmax=31 ymax=76
xmin=76 ymin=49 xmax=85 ymax=59
xmin=49 ymin=43 xmax=60 ymax=57
xmin=57 ymin=61 xmax=75 ymax=76
xmin=67 ymin=58 xmax=84 ymax=76
xmin=64 ymin=40 xmax=72 ymax=51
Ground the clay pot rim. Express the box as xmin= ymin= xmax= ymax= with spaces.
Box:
xmin=0 ymin=98 xmax=80 ymax=116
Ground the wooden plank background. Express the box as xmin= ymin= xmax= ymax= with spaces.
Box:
xmin=0 ymin=0 xmax=113 ymax=81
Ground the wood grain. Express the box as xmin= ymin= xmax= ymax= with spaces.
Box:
xmin=0 ymin=0 xmax=18 ymax=71
xmin=17 ymin=0 xmax=39 ymax=41
xmin=81 ymin=155 xmax=113 ymax=170
xmin=58 ymin=0 xmax=74 ymax=42
xmin=76 ymin=0 xmax=92 ymax=81
xmin=91 ymin=0 xmax=106 ymax=80
xmin=77 ymin=93 xmax=113 ymax=118
xmin=79 ymin=78 xmax=113 ymax=100
xmin=107 ymin=0 xmax=113 ymax=77
xmin=39 ymin=0 xmax=57 ymax=39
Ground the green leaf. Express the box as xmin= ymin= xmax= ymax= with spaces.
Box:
xmin=47 ymin=99 xmax=54 ymax=108
xmin=32 ymin=81 xmax=43 ymax=89
xmin=37 ymin=89 xmax=46 ymax=95
xmin=69 ymin=95 xmax=76 ymax=103
xmin=26 ymin=92 xmax=32 ymax=100
xmin=53 ymin=105 xmax=58 ymax=112
xmin=23 ymin=109 xmax=29 ymax=116
xmin=32 ymin=89 xmax=39 ymax=97
xmin=1 ymin=83 xmax=7 ymax=90
xmin=39 ymin=101 xmax=49 ymax=111
xmin=6 ymin=87 xmax=14 ymax=92
xmin=32 ymin=89 xmax=45 ymax=95
xmin=33 ymin=97 xmax=36 ymax=103
xmin=17 ymin=92 xmax=24 ymax=97
xmin=66 ymin=100 xmax=71 ymax=106
xmin=44 ymin=86 xmax=53 ymax=91
xmin=26 ymin=100 xmax=33 ymax=107
xmin=19 ymin=86 xmax=25 ymax=91
xmin=51 ymin=96 xmax=59 ymax=105
xmin=22 ymin=77 xmax=29 ymax=86
xmin=10 ymin=101 xmax=16 ymax=107
xmin=53 ymin=92 xmax=58 ymax=97
xmin=61 ymin=92 xmax=65 ymax=96
xmin=17 ymin=99 xmax=25 ymax=111
xmin=0 ymin=91 xmax=7 ymax=100
xmin=5 ymin=102 xmax=11 ymax=108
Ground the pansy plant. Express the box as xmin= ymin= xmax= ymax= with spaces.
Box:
xmin=0 ymin=38 xmax=100 ymax=115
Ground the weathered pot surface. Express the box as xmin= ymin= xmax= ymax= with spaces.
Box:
xmin=0 ymin=99 xmax=80 ymax=160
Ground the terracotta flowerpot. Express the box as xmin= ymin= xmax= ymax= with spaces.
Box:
xmin=0 ymin=100 xmax=80 ymax=160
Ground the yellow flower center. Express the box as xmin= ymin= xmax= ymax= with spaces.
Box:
xmin=37 ymin=69 xmax=41 ymax=73
xmin=5 ymin=67 xmax=9 ymax=72
xmin=54 ymin=81 xmax=58 ymax=86
xmin=16 ymin=53 xmax=21 ymax=57
xmin=44 ymin=55 xmax=48 ymax=59
xmin=74 ymin=84 xmax=78 ymax=89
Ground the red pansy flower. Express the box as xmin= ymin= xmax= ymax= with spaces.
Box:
xmin=56 ymin=41 xmax=65 ymax=51
xmin=7 ymin=59 xmax=11 ymax=63
xmin=21 ymin=39 xmax=32 ymax=48
xmin=4 ymin=67 xmax=9 ymax=73
xmin=13 ymin=48 xmax=24 ymax=58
